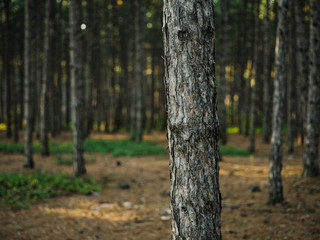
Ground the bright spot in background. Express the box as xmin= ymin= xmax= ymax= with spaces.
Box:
xmin=81 ymin=24 xmax=86 ymax=30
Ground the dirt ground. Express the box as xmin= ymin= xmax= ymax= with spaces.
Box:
xmin=0 ymin=131 xmax=319 ymax=240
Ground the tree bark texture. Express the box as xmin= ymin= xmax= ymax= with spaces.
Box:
xmin=131 ymin=0 xmax=146 ymax=142
xmin=302 ymin=0 xmax=320 ymax=177
xmin=248 ymin=0 xmax=261 ymax=153
xmin=70 ymin=0 xmax=86 ymax=176
xmin=40 ymin=0 xmax=54 ymax=156
xmin=218 ymin=0 xmax=228 ymax=145
xmin=294 ymin=0 xmax=309 ymax=145
xmin=163 ymin=1 xmax=222 ymax=239
xmin=269 ymin=0 xmax=288 ymax=205
xmin=24 ymin=0 xmax=34 ymax=168
xmin=263 ymin=0 xmax=271 ymax=143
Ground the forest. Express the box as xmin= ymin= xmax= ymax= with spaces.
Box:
xmin=0 ymin=0 xmax=319 ymax=239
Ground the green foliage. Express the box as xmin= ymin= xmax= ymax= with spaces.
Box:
xmin=0 ymin=139 xmax=167 ymax=157
xmin=220 ymin=146 xmax=250 ymax=156
xmin=55 ymin=156 xmax=96 ymax=165
xmin=0 ymin=170 xmax=101 ymax=209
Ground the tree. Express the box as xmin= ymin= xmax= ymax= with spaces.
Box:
xmin=40 ymin=0 xmax=54 ymax=156
xmin=268 ymin=0 xmax=288 ymax=205
xmin=69 ymin=0 xmax=86 ymax=176
xmin=163 ymin=1 xmax=222 ymax=239
xmin=295 ymin=0 xmax=309 ymax=145
xmin=24 ymin=0 xmax=34 ymax=168
xmin=262 ymin=0 xmax=271 ymax=143
xmin=302 ymin=0 xmax=320 ymax=177
xmin=218 ymin=0 xmax=228 ymax=145
xmin=248 ymin=0 xmax=261 ymax=153
xmin=131 ymin=0 xmax=146 ymax=142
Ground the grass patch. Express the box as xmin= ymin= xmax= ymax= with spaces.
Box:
xmin=0 ymin=139 xmax=167 ymax=156
xmin=0 ymin=170 xmax=101 ymax=209
xmin=220 ymin=146 xmax=250 ymax=156
xmin=55 ymin=156 xmax=96 ymax=165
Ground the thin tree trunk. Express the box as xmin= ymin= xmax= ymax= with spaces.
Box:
xmin=4 ymin=0 xmax=12 ymax=138
xmin=263 ymin=0 xmax=271 ymax=143
xmin=24 ymin=0 xmax=34 ymax=168
xmin=269 ymin=0 xmax=288 ymax=205
xmin=219 ymin=0 xmax=228 ymax=145
xmin=131 ymin=0 xmax=146 ymax=142
xmin=70 ymin=0 xmax=86 ymax=176
xmin=248 ymin=0 xmax=261 ymax=153
xmin=163 ymin=1 xmax=222 ymax=239
xmin=302 ymin=0 xmax=320 ymax=177
xmin=40 ymin=0 xmax=54 ymax=156
xmin=287 ymin=1 xmax=297 ymax=153
xmin=295 ymin=0 xmax=309 ymax=146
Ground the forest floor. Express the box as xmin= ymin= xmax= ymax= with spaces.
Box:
xmin=0 ymin=131 xmax=320 ymax=240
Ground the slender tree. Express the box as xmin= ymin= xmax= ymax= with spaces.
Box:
xmin=263 ymin=0 xmax=271 ymax=143
xmin=24 ymin=0 xmax=34 ymax=168
xmin=248 ymin=0 xmax=261 ymax=153
xmin=295 ymin=0 xmax=309 ymax=145
xmin=163 ymin=1 xmax=222 ymax=239
xmin=269 ymin=0 xmax=288 ymax=205
xmin=131 ymin=0 xmax=146 ymax=142
xmin=218 ymin=0 xmax=228 ymax=145
xmin=287 ymin=1 xmax=297 ymax=153
xmin=302 ymin=0 xmax=320 ymax=177
xmin=70 ymin=0 xmax=86 ymax=176
xmin=40 ymin=0 xmax=54 ymax=156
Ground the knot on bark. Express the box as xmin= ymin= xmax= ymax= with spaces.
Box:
xmin=177 ymin=30 xmax=189 ymax=41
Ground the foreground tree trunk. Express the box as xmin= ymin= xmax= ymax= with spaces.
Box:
xmin=163 ymin=1 xmax=222 ymax=239
xmin=40 ymin=0 xmax=54 ymax=156
xmin=70 ymin=0 xmax=86 ymax=176
xmin=302 ymin=0 xmax=320 ymax=177
xmin=269 ymin=0 xmax=288 ymax=205
xmin=24 ymin=0 xmax=34 ymax=168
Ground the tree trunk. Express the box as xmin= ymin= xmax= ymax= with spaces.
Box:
xmin=70 ymin=0 xmax=86 ymax=176
xmin=163 ymin=1 xmax=222 ymax=239
xmin=287 ymin=1 xmax=297 ymax=153
xmin=248 ymin=0 xmax=261 ymax=153
xmin=219 ymin=0 xmax=228 ymax=145
xmin=24 ymin=0 xmax=34 ymax=168
xmin=302 ymin=0 xmax=320 ymax=177
xmin=40 ymin=0 xmax=54 ymax=156
xmin=295 ymin=0 xmax=309 ymax=146
xmin=263 ymin=0 xmax=271 ymax=143
xmin=269 ymin=0 xmax=288 ymax=205
xmin=131 ymin=0 xmax=146 ymax=142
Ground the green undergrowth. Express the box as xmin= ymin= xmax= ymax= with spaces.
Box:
xmin=0 ymin=139 xmax=167 ymax=156
xmin=220 ymin=145 xmax=250 ymax=156
xmin=0 ymin=170 xmax=101 ymax=209
xmin=55 ymin=156 xmax=96 ymax=165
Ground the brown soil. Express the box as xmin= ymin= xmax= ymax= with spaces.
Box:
xmin=0 ymin=131 xmax=319 ymax=240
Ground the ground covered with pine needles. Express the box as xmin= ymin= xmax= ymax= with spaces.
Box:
xmin=0 ymin=131 xmax=319 ymax=240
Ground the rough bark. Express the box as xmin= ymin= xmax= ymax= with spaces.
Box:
xmin=263 ymin=0 xmax=271 ymax=143
xmin=40 ymin=0 xmax=54 ymax=156
xmin=70 ymin=0 xmax=86 ymax=176
xmin=131 ymin=0 xmax=146 ymax=142
xmin=269 ymin=0 xmax=288 ymax=205
xmin=295 ymin=0 xmax=309 ymax=145
xmin=248 ymin=0 xmax=261 ymax=153
xmin=218 ymin=0 xmax=228 ymax=145
xmin=163 ymin=1 xmax=222 ymax=239
xmin=24 ymin=0 xmax=34 ymax=168
xmin=287 ymin=1 xmax=297 ymax=153
xmin=302 ymin=0 xmax=320 ymax=177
